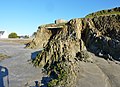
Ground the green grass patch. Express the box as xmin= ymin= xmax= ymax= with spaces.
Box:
xmin=85 ymin=7 xmax=120 ymax=18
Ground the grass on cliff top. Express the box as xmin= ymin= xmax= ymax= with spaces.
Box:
xmin=85 ymin=7 xmax=120 ymax=18
xmin=39 ymin=23 xmax=66 ymax=29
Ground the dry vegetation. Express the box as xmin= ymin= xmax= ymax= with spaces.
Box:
xmin=0 ymin=38 xmax=32 ymax=44
xmin=0 ymin=53 xmax=10 ymax=61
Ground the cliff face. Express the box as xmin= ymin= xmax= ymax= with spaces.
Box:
xmin=82 ymin=15 xmax=120 ymax=60
xmin=28 ymin=7 xmax=120 ymax=87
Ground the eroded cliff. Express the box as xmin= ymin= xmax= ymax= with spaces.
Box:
xmin=27 ymin=23 xmax=65 ymax=49
xmin=28 ymin=7 xmax=120 ymax=87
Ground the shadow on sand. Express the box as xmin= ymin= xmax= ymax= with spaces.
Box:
xmin=31 ymin=50 xmax=42 ymax=60
xmin=30 ymin=50 xmax=52 ymax=87
xmin=40 ymin=76 xmax=52 ymax=87
xmin=29 ymin=76 xmax=51 ymax=87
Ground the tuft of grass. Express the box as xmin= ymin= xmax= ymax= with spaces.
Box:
xmin=0 ymin=53 xmax=10 ymax=61
xmin=85 ymin=7 xmax=120 ymax=18
xmin=46 ymin=62 xmax=68 ymax=87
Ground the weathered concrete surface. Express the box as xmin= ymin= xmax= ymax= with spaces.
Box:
xmin=0 ymin=42 xmax=43 ymax=87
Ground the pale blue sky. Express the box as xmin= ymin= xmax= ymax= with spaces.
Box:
xmin=0 ymin=0 xmax=120 ymax=35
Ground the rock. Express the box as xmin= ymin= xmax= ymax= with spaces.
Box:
xmin=76 ymin=50 xmax=92 ymax=62
xmin=55 ymin=19 xmax=67 ymax=24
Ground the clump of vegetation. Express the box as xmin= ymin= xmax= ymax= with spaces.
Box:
xmin=0 ymin=53 xmax=10 ymax=61
xmin=32 ymin=32 xmax=37 ymax=37
xmin=86 ymin=7 xmax=120 ymax=18
xmin=8 ymin=32 xmax=18 ymax=38
xmin=38 ymin=22 xmax=66 ymax=29
xmin=24 ymin=35 xmax=29 ymax=38
xmin=46 ymin=62 xmax=68 ymax=87
xmin=76 ymin=51 xmax=90 ymax=61
xmin=39 ymin=23 xmax=55 ymax=28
